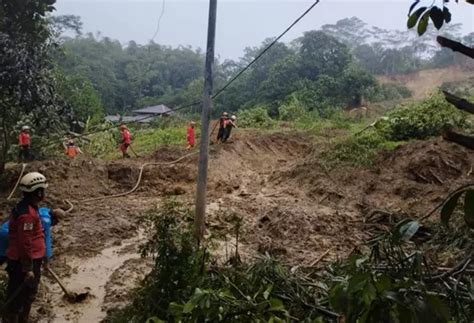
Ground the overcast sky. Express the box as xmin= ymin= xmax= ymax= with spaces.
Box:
xmin=55 ymin=0 xmax=474 ymax=59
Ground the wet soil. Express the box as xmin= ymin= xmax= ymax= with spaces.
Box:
xmin=0 ymin=131 xmax=472 ymax=321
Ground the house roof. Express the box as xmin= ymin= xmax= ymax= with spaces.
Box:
xmin=105 ymin=115 xmax=155 ymax=123
xmin=132 ymin=104 xmax=173 ymax=115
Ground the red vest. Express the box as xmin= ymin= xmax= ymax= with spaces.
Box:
xmin=19 ymin=132 xmax=30 ymax=146
xmin=65 ymin=146 xmax=78 ymax=158
xmin=6 ymin=201 xmax=46 ymax=261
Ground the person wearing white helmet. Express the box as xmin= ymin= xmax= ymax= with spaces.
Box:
xmin=18 ymin=126 xmax=31 ymax=162
xmin=4 ymin=172 xmax=49 ymax=322
xmin=222 ymin=115 xmax=238 ymax=143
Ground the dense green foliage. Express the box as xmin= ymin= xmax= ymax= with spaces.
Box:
xmin=329 ymin=218 xmax=473 ymax=323
xmin=377 ymin=92 xmax=468 ymax=141
xmin=324 ymin=132 xmax=400 ymax=167
xmin=0 ymin=0 xmax=67 ymax=171
xmin=56 ymin=35 xmax=207 ymax=114
xmin=108 ymin=201 xmax=327 ymax=323
xmin=237 ymin=106 xmax=275 ymax=129
xmin=108 ymin=199 xmax=473 ymax=323
xmin=54 ymin=18 xmax=428 ymax=119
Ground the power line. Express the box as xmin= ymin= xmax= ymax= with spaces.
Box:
xmin=67 ymin=0 xmax=322 ymax=139
xmin=151 ymin=0 xmax=166 ymax=42
xmin=212 ymin=0 xmax=321 ymax=99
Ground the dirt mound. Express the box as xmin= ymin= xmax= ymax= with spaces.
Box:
xmin=152 ymin=146 xmax=186 ymax=162
xmin=382 ymin=139 xmax=470 ymax=185
xmin=277 ymin=138 xmax=473 ymax=219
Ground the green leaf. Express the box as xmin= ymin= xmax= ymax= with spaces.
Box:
xmin=407 ymin=7 xmax=426 ymax=29
xmin=269 ymin=298 xmax=285 ymax=311
xmin=430 ymin=7 xmax=444 ymax=30
xmin=146 ymin=317 xmax=165 ymax=323
xmin=417 ymin=11 xmax=430 ymax=35
xmin=399 ymin=220 xmax=420 ymax=241
xmin=464 ymin=190 xmax=474 ymax=228
xmin=168 ymin=302 xmax=184 ymax=316
xmin=441 ymin=191 xmax=464 ymax=227
xmin=183 ymin=302 xmax=194 ymax=314
xmin=263 ymin=284 xmax=273 ymax=300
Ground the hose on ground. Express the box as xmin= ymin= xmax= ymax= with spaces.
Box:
xmin=7 ymin=163 xmax=26 ymax=200
xmin=80 ymin=151 xmax=199 ymax=203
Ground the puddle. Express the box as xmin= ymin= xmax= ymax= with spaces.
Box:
xmin=50 ymin=233 xmax=143 ymax=322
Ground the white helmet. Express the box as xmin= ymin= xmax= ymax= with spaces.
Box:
xmin=231 ymin=115 xmax=237 ymax=121
xmin=19 ymin=172 xmax=48 ymax=192
xmin=22 ymin=126 xmax=30 ymax=131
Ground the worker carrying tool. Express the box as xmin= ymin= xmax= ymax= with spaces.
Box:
xmin=186 ymin=121 xmax=196 ymax=150
xmin=3 ymin=172 xmax=59 ymax=323
xmin=64 ymin=138 xmax=82 ymax=159
xmin=222 ymin=115 xmax=238 ymax=143
xmin=216 ymin=112 xmax=229 ymax=143
xmin=18 ymin=126 xmax=31 ymax=162
xmin=119 ymin=124 xmax=132 ymax=158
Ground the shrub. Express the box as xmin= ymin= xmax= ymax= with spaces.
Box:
xmin=377 ymin=92 xmax=467 ymax=141
xmin=278 ymin=95 xmax=308 ymax=122
xmin=237 ymin=106 xmax=275 ymax=129
xmin=325 ymin=131 xmax=399 ymax=166
xmin=369 ymin=83 xmax=412 ymax=102
xmin=107 ymin=201 xmax=327 ymax=323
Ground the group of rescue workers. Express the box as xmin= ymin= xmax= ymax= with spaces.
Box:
xmin=5 ymin=113 xmax=239 ymax=321
xmin=19 ymin=113 xmax=237 ymax=162
xmin=185 ymin=112 xmax=237 ymax=150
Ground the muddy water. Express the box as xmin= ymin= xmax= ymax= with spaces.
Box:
xmin=50 ymin=233 xmax=143 ymax=322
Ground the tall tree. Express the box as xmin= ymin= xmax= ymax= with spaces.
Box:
xmin=0 ymin=0 xmax=65 ymax=171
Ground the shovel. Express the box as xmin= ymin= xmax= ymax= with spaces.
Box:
xmin=47 ymin=268 xmax=90 ymax=303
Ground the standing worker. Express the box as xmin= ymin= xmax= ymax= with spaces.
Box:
xmin=4 ymin=172 xmax=49 ymax=323
xmin=119 ymin=124 xmax=132 ymax=158
xmin=18 ymin=126 xmax=31 ymax=162
xmin=222 ymin=115 xmax=237 ymax=143
xmin=64 ymin=138 xmax=82 ymax=159
xmin=216 ymin=112 xmax=229 ymax=143
xmin=186 ymin=122 xmax=196 ymax=150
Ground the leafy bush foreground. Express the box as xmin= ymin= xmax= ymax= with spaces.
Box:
xmin=107 ymin=200 xmax=473 ymax=323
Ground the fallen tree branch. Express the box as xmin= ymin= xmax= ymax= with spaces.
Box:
xmin=442 ymin=91 xmax=474 ymax=114
xmin=426 ymin=253 xmax=473 ymax=282
xmin=310 ymin=248 xmax=332 ymax=267
xmin=443 ymin=129 xmax=474 ymax=150
xmin=437 ymin=36 xmax=474 ymax=59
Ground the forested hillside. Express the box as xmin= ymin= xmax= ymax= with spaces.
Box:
xmin=54 ymin=16 xmax=473 ymax=118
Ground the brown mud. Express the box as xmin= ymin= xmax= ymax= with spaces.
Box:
xmin=0 ymin=131 xmax=472 ymax=321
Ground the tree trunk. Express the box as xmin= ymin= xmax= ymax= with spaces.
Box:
xmin=443 ymin=130 xmax=474 ymax=150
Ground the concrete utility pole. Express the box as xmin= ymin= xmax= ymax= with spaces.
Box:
xmin=194 ymin=0 xmax=217 ymax=241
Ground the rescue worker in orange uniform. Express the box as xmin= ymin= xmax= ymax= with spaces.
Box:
xmin=18 ymin=126 xmax=31 ymax=162
xmin=119 ymin=124 xmax=132 ymax=158
xmin=64 ymin=139 xmax=82 ymax=158
xmin=4 ymin=172 xmax=49 ymax=323
xmin=186 ymin=122 xmax=196 ymax=150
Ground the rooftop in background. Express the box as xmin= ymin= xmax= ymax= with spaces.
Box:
xmin=132 ymin=104 xmax=174 ymax=116
xmin=105 ymin=115 xmax=153 ymax=124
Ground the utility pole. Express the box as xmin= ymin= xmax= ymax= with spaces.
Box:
xmin=194 ymin=0 xmax=217 ymax=241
